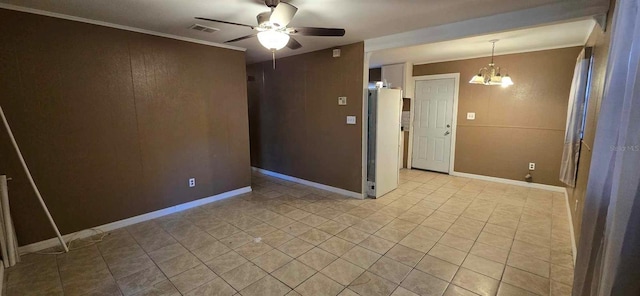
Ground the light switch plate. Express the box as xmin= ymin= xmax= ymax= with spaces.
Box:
xmin=467 ymin=112 xmax=476 ymax=120
xmin=338 ymin=97 xmax=347 ymax=105
xmin=346 ymin=116 xmax=356 ymax=124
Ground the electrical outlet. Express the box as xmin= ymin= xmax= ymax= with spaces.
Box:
xmin=346 ymin=116 xmax=356 ymax=124
xmin=467 ymin=112 xmax=476 ymax=120
xmin=189 ymin=178 xmax=196 ymax=188
xmin=529 ymin=163 xmax=535 ymax=170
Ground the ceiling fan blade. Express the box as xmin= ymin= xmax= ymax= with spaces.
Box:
xmin=286 ymin=37 xmax=302 ymax=50
xmin=195 ymin=17 xmax=254 ymax=29
xmin=290 ymin=27 xmax=345 ymax=37
xmin=269 ymin=2 xmax=298 ymax=28
xmin=225 ymin=34 xmax=257 ymax=43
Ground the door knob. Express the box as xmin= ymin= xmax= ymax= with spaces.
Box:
xmin=444 ymin=131 xmax=450 ymax=136
xmin=446 ymin=124 xmax=451 ymax=128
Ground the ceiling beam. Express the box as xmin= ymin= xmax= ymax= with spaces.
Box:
xmin=364 ymin=1 xmax=610 ymax=53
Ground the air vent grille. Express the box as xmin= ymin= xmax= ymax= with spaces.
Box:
xmin=190 ymin=24 xmax=220 ymax=33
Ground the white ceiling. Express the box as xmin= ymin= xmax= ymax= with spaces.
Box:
xmin=0 ymin=0 xmax=607 ymax=64
xmin=370 ymin=19 xmax=596 ymax=68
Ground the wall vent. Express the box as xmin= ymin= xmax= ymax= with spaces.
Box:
xmin=189 ymin=24 xmax=220 ymax=33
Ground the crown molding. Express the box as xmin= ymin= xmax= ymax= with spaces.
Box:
xmin=0 ymin=3 xmax=246 ymax=52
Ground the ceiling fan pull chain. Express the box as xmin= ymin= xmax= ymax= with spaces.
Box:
xmin=272 ymin=50 xmax=276 ymax=69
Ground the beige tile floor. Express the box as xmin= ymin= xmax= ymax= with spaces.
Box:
xmin=5 ymin=169 xmax=575 ymax=296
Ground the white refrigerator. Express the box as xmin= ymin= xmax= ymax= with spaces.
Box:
xmin=367 ymin=88 xmax=403 ymax=198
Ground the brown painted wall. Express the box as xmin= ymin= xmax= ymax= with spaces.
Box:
xmin=0 ymin=9 xmax=251 ymax=245
xmin=414 ymin=47 xmax=582 ymax=186
xmin=247 ymin=43 xmax=364 ymax=193
xmin=567 ymin=1 xmax=615 ymax=242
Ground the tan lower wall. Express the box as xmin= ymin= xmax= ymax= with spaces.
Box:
xmin=454 ymin=126 xmax=565 ymax=185
xmin=414 ymin=46 xmax=582 ymax=186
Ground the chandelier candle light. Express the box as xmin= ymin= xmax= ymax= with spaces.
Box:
xmin=469 ymin=40 xmax=514 ymax=87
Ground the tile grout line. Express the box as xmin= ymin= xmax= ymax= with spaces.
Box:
xmin=9 ymin=170 xmax=572 ymax=296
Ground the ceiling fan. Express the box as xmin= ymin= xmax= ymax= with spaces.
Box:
xmin=195 ymin=0 xmax=346 ymax=52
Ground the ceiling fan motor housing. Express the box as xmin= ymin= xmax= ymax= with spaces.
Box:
xmin=265 ymin=0 xmax=280 ymax=8
xmin=195 ymin=0 xmax=345 ymax=51
xmin=257 ymin=12 xmax=271 ymax=27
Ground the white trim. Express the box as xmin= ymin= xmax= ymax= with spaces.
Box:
xmin=0 ymin=3 xmax=246 ymax=52
xmin=407 ymin=88 xmax=416 ymax=169
xmin=584 ymin=19 xmax=598 ymax=45
xmin=362 ymin=52 xmax=372 ymax=199
xmin=564 ymin=188 xmax=578 ymax=266
xmin=409 ymin=73 xmax=460 ymax=173
xmin=450 ymin=171 xmax=566 ymax=192
xmin=18 ymin=186 xmax=252 ymax=255
xmin=403 ymin=62 xmax=415 ymax=100
xmin=252 ymin=167 xmax=363 ymax=199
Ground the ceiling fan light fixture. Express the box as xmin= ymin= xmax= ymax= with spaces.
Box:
xmin=196 ymin=0 xmax=345 ymax=52
xmin=257 ymin=30 xmax=290 ymax=51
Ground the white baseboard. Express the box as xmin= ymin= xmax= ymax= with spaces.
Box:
xmin=563 ymin=188 xmax=578 ymax=266
xmin=450 ymin=171 xmax=566 ymax=192
xmin=252 ymin=167 xmax=363 ymax=199
xmin=18 ymin=186 xmax=252 ymax=255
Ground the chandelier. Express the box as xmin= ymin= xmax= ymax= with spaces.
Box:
xmin=469 ymin=40 xmax=514 ymax=87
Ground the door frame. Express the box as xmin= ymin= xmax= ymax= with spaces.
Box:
xmin=408 ymin=73 xmax=460 ymax=174
xmin=361 ymin=52 xmax=372 ymax=199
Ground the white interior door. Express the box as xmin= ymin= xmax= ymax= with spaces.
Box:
xmin=412 ymin=79 xmax=454 ymax=173
xmin=375 ymin=89 xmax=402 ymax=197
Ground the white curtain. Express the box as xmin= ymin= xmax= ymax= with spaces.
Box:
xmin=560 ymin=49 xmax=590 ymax=187
xmin=573 ymin=0 xmax=640 ymax=295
